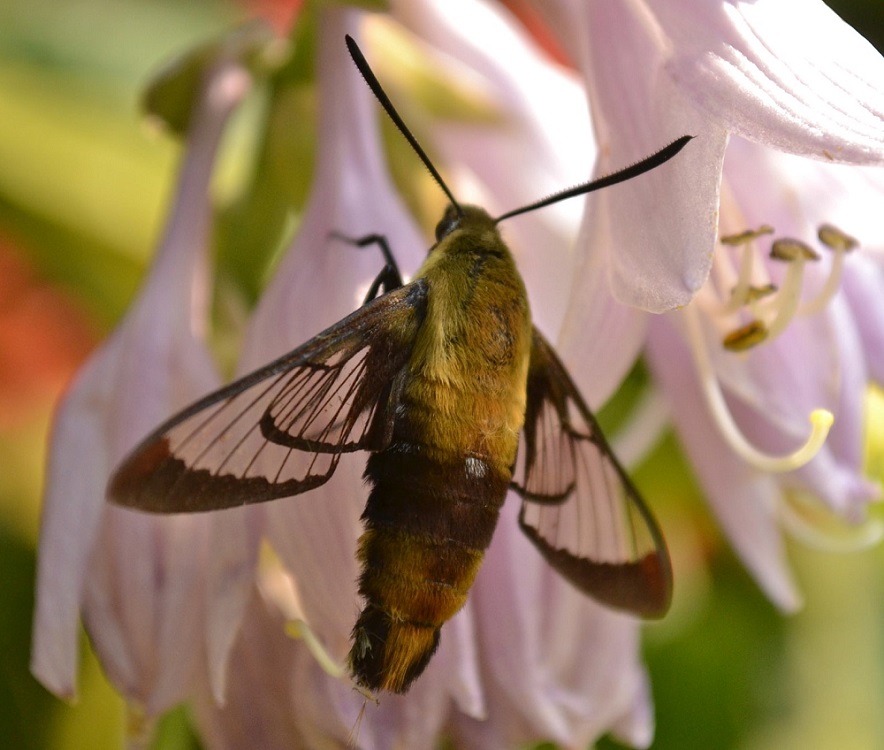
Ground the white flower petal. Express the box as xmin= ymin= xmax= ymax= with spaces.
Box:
xmin=789 ymin=295 xmax=881 ymax=518
xmin=83 ymin=509 xmax=208 ymax=711
xmin=654 ymin=0 xmax=884 ymax=162
xmin=31 ymin=352 xmax=119 ymax=699
xmin=599 ymin=126 xmax=725 ymax=313
xmin=192 ymin=587 xmax=304 ymax=750
xmin=724 ymin=135 xmax=884 ymax=241
xmin=264 ymin=460 xmax=364 ymax=653
xmin=544 ymin=0 xmax=725 ymax=311
xmin=33 ymin=290 xmax=223 ymax=707
xmin=203 ymin=507 xmax=264 ymax=703
xmin=609 ymin=671 xmax=655 ymax=749
xmin=31 ymin=58 xmax=251 ymax=706
xmin=460 ymin=499 xmax=651 ymax=747
xmin=434 ymin=602 xmax=485 ymax=718
xmin=558 ymin=194 xmax=649 ymax=408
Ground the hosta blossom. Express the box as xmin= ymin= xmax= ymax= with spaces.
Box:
xmin=31 ymin=37 xmax=258 ymax=713
xmin=528 ymin=0 xmax=884 ymax=609
xmin=31 ymin=0 xmax=884 ymax=749
xmin=646 ymin=139 xmax=884 ymax=608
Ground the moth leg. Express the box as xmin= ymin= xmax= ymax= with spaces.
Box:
xmin=329 ymin=232 xmax=404 ymax=302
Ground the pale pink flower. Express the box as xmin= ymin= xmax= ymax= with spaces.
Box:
xmin=31 ymin=41 xmax=257 ymax=713
xmin=528 ymin=0 xmax=884 ymax=608
xmin=646 ymin=139 xmax=884 ymax=608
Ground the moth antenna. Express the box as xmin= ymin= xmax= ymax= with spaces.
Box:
xmin=494 ymin=135 xmax=694 ymax=224
xmin=345 ymin=34 xmax=463 ymax=216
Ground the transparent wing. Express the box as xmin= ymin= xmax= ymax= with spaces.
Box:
xmin=511 ymin=328 xmax=672 ymax=617
xmin=108 ymin=281 xmax=428 ymax=514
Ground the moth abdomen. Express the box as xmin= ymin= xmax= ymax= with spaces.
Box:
xmin=363 ymin=446 xmax=508 ymax=544
xmin=349 ymin=446 xmax=510 ymax=693
xmin=349 ymin=532 xmax=480 ymax=694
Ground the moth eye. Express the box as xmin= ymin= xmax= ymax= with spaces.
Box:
xmin=434 ymin=211 xmax=460 ymax=242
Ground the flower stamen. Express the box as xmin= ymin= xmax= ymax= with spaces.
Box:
xmin=720 ymin=226 xmax=776 ymax=246
xmin=799 ymin=223 xmax=859 ymax=316
xmin=719 ymin=225 xmax=774 ymax=313
xmin=285 ymin=619 xmax=347 ymax=679
xmin=684 ymin=305 xmax=834 ymax=472
xmin=756 ymin=238 xmax=819 ymax=340
xmin=722 ymin=319 xmax=768 ymax=351
xmin=718 ymin=224 xmax=858 ymax=350
xmin=744 ymin=283 xmax=778 ymax=302
xmin=257 ymin=543 xmax=347 ymax=681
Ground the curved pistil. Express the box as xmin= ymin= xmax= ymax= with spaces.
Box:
xmin=683 ymin=304 xmax=834 ymax=472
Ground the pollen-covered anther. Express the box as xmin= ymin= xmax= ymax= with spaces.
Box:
xmin=769 ymin=238 xmax=820 ymax=262
xmin=722 ymin=319 xmax=768 ymax=351
xmin=818 ymin=223 xmax=859 ymax=252
xmin=739 ymin=283 xmax=777 ymax=302
xmin=720 ymin=224 xmax=775 ymax=246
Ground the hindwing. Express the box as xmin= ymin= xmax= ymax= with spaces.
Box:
xmin=512 ymin=328 xmax=672 ymax=617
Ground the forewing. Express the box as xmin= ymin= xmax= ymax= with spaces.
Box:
xmin=108 ymin=281 xmax=428 ymax=513
xmin=512 ymin=328 xmax=672 ymax=617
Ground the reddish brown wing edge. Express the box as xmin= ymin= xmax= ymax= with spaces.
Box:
xmin=511 ymin=327 xmax=673 ymax=618
xmin=107 ymin=280 xmax=428 ymax=514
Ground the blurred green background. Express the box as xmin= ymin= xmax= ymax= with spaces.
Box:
xmin=1 ymin=1 xmax=882 ymax=748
